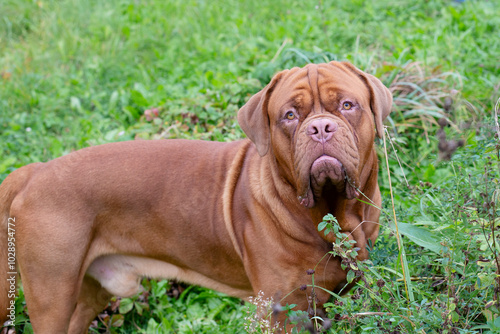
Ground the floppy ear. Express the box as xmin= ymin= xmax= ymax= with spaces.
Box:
xmin=237 ymin=71 xmax=285 ymax=156
xmin=337 ymin=62 xmax=393 ymax=138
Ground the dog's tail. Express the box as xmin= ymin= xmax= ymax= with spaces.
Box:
xmin=0 ymin=164 xmax=40 ymax=324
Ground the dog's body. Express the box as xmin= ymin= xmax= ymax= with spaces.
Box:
xmin=0 ymin=61 xmax=392 ymax=333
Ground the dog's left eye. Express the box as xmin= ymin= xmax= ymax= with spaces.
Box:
xmin=285 ymin=111 xmax=295 ymax=120
xmin=342 ymin=102 xmax=353 ymax=110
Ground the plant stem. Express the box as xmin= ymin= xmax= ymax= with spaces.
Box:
xmin=383 ymin=128 xmax=411 ymax=306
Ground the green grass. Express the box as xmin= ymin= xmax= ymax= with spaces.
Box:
xmin=1 ymin=0 xmax=499 ymax=333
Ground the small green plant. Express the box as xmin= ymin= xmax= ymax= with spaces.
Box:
xmin=318 ymin=214 xmax=363 ymax=286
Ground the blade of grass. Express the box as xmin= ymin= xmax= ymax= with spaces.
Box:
xmin=383 ymin=127 xmax=414 ymax=305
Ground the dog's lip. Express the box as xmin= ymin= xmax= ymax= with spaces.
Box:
xmin=310 ymin=155 xmax=344 ymax=188
xmin=298 ymin=155 xmax=342 ymax=208
xmin=298 ymin=153 xmax=360 ymax=208
xmin=311 ymin=155 xmax=343 ymax=170
xmin=298 ymin=155 xmax=358 ymax=207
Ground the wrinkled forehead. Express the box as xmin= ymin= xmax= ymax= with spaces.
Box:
xmin=269 ymin=63 xmax=369 ymax=110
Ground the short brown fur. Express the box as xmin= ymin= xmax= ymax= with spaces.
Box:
xmin=0 ymin=61 xmax=392 ymax=333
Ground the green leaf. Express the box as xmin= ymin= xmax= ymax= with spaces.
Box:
xmin=110 ymin=314 xmax=124 ymax=327
xmin=146 ymin=318 xmax=160 ymax=334
xmin=130 ymin=89 xmax=149 ymax=107
xmin=118 ymin=298 xmax=134 ymax=314
xmin=318 ymin=221 xmax=327 ymax=232
xmin=451 ymin=311 xmax=459 ymax=323
xmin=391 ymin=222 xmax=444 ymax=255
xmin=323 ymin=213 xmax=335 ymax=221
xmin=346 ymin=270 xmax=355 ymax=283
xmin=135 ymin=301 xmax=144 ymax=315
xmin=422 ymin=163 xmax=436 ymax=181
xmin=207 ymin=301 xmax=229 ymax=320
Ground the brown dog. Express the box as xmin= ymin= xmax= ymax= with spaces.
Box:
xmin=0 ymin=61 xmax=391 ymax=333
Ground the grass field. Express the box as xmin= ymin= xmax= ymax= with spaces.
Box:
xmin=1 ymin=0 xmax=499 ymax=333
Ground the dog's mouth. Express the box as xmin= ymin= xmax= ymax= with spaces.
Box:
xmin=298 ymin=156 xmax=359 ymax=208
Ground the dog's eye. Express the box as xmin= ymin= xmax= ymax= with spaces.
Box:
xmin=342 ymin=102 xmax=353 ymax=110
xmin=285 ymin=111 xmax=295 ymax=120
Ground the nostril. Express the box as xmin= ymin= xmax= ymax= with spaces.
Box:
xmin=307 ymin=124 xmax=320 ymax=136
xmin=325 ymin=122 xmax=338 ymax=133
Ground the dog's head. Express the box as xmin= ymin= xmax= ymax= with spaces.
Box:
xmin=238 ymin=61 xmax=392 ymax=208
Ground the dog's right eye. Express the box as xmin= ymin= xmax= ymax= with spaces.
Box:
xmin=285 ymin=111 xmax=295 ymax=120
xmin=342 ymin=101 xmax=354 ymax=110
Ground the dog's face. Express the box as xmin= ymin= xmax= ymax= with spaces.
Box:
xmin=238 ymin=61 xmax=392 ymax=208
